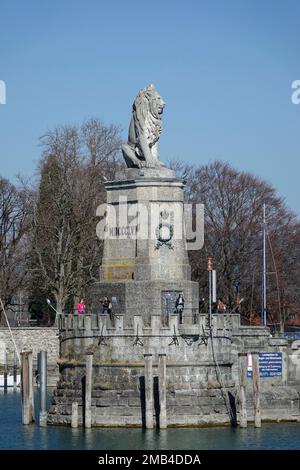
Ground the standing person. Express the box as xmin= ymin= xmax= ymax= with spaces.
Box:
xmin=175 ymin=293 xmax=185 ymax=324
xmin=212 ymin=302 xmax=218 ymax=313
xmin=102 ymin=296 xmax=114 ymax=325
xmin=102 ymin=297 xmax=111 ymax=315
xmin=217 ymin=298 xmax=226 ymax=313
xmin=77 ymin=298 xmax=85 ymax=315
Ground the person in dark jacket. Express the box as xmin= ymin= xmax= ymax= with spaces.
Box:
xmin=175 ymin=293 xmax=185 ymax=324
xmin=102 ymin=297 xmax=114 ymax=325
xmin=102 ymin=297 xmax=112 ymax=314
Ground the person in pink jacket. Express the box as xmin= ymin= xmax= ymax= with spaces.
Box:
xmin=77 ymin=298 xmax=85 ymax=315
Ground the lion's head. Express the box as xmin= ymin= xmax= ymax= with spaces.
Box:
xmin=132 ymin=84 xmax=165 ymax=146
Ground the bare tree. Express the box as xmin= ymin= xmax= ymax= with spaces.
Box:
xmin=29 ymin=120 xmax=123 ymax=319
xmin=186 ymin=161 xmax=300 ymax=325
xmin=0 ymin=177 xmax=31 ymax=320
xmin=81 ymin=117 xmax=122 ymax=174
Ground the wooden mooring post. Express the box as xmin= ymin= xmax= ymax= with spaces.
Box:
xmin=252 ymin=352 xmax=261 ymax=428
xmin=39 ymin=351 xmax=48 ymax=427
xmin=144 ymin=353 xmax=153 ymax=429
xmin=71 ymin=402 xmax=79 ymax=428
xmin=85 ymin=353 xmax=93 ymax=428
xmin=13 ymin=351 xmax=18 ymax=391
xmin=3 ymin=348 xmax=8 ymax=393
xmin=20 ymin=351 xmax=35 ymax=425
xmin=158 ymin=354 xmax=167 ymax=429
xmin=238 ymin=353 xmax=248 ymax=428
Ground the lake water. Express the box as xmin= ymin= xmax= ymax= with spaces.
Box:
xmin=0 ymin=390 xmax=300 ymax=450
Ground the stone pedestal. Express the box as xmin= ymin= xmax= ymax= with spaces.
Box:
xmin=89 ymin=168 xmax=199 ymax=325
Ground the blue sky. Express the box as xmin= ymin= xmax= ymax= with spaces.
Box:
xmin=0 ymin=0 xmax=299 ymax=214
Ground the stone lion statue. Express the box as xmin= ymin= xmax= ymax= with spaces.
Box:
xmin=122 ymin=84 xmax=165 ymax=168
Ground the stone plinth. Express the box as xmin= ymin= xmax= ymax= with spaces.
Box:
xmin=89 ymin=168 xmax=199 ymax=325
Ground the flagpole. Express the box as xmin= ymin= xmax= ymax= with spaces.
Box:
xmin=262 ymin=204 xmax=267 ymax=326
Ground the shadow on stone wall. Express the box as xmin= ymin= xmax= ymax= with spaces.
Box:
xmin=139 ymin=376 xmax=146 ymax=427
xmin=228 ymin=391 xmax=238 ymax=427
xmin=154 ymin=376 xmax=160 ymax=428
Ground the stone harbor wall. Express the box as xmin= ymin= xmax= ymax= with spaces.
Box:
xmin=0 ymin=327 xmax=59 ymax=385
xmin=0 ymin=327 xmax=59 ymax=364
xmin=47 ymin=313 xmax=300 ymax=427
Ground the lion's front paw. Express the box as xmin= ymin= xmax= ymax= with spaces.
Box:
xmin=144 ymin=160 xmax=157 ymax=168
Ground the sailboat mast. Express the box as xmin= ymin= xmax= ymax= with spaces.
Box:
xmin=262 ymin=204 xmax=267 ymax=326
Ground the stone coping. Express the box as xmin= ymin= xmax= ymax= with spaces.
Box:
xmin=0 ymin=327 xmax=58 ymax=331
xmin=105 ymin=179 xmax=184 ymax=190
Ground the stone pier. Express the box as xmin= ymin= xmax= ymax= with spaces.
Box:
xmin=47 ymin=313 xmax=300 ymax=427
